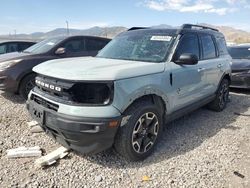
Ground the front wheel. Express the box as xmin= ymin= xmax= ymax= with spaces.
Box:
xmin=19 ymin=73 xmax=36 ymax=100
xmin=207 ymin=79 xmax=229 ymax=112
xmin=114 ymin=100 xmax=163 ymax=161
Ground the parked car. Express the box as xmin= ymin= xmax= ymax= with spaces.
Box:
xmin=228 ymin=44 xmax=250 ymax=89
xmin=0 ymin=40 xmax=36 ymax=55
xmin=27 ymin=24 xmax=231 ymax=161
xmin=0 ymin=35 xmax=110 ymax=99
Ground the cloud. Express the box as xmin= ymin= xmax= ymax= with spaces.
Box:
xmin=144 ymin=0 xmax=245 ymax=15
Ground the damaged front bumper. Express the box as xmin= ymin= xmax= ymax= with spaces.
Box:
xmin=231 ymin=72 xmax=250 ymax=89
xmin=26 ymin=92 xmax=122 ymax=154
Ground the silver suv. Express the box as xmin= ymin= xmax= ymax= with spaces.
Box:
xmin=27 ymin=24 xmax=232 ymax=161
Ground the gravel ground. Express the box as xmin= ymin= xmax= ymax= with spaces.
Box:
xmin=0 ymin=90 xmax=249 ymax=188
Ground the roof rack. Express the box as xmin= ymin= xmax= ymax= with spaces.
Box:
xmin=181 ymin=24 xmax=219 ymax=32
xmin=128 ymin=27 xmax=149 ymax=31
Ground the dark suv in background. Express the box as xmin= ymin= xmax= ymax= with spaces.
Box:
xmin=0 ymin=35 xmax=110 ymax=99
xmin=0 ymin=40 xmax=36 ymax=55
xmin=228 ymin=44 xmax=250 ymax=89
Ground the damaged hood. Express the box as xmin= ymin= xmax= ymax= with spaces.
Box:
xmin=33 ymin=57 xmax=165 ymax=81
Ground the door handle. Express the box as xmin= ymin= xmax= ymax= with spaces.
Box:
xmin=198 ymin=68 xmax=205 ymax=72
xmin=217 ymin=64 xmax=222 ymax=68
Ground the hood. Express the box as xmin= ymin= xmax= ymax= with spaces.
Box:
xmin=33 ymin=57 xmax=165 ymax=81
xmin=0 ymin=52 xmax=28 ymax=63
xmin=231 ymin=59 xmax=250 ymax=71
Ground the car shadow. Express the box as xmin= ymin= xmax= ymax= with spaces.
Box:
xmin=80 ymin=92 xmax=250 ymax=168
xmin=0 ymin=91 xmax=25 ymax=104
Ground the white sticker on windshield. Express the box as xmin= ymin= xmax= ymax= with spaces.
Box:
xmin=47 ymin=42 xmax=55 ymax=46
xmin=151 ymin=36 xmax=172 ymax=41
xmin=248 ymin=48 xmax=250 ymax=51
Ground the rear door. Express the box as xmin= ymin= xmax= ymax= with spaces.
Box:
xmin=199 ymin=34 xmax=222 ymax=94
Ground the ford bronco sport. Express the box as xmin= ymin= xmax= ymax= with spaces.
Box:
xmin=27 ymin=24 xmax=231 ymax=161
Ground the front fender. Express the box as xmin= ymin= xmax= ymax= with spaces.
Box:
xmin=112 ymin=72 xmax=171 ymax=113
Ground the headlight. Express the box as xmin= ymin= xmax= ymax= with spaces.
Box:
xmin=68 ymin=82 xmax=114 ymax=105
xmin=0 ymin=59 xmax=22 ymax=71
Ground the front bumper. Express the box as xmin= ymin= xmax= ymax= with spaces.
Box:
xmin=231 ymin=72 xmax=250 ymax=89
xmin=0 ymin=72 xmax=18 ymax=92
xmin=26 ymin=94 xmax=122 ymax=154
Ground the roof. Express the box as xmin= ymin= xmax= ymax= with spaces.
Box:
xmin=0 ymin=39 xmax=37 ymax=44
xmin=126 ymin=24 xmax=223 ymax=37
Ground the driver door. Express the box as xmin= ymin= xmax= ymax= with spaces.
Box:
xmin=170 ymin=33 xmax=206 ymax=111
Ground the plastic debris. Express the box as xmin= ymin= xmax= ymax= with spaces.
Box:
xmin=27 ymin=120 xmax=39 ymax=128
xmin=234 ymin=171 xmax=245 ymax=178
xmin=35 ymin=146 xmax=69 ymax=167
xmin=30 ymin=125 xmax=43 ymax=133
xmin=7 ymin=146 xmax=42 ymax=158
xmin=142 ymin=175 xmax=151 ymax=181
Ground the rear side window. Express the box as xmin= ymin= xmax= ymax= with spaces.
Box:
xmin=0 ymin=44 xmax=7 ymax=54
xmin=200 ymin=35 xmax=216 ymax=59
xmin=216 ymin=37 xmax=228 ymax=55
xmin=175 ymin=33 xmax=200 ymax=59
xmin=63 ymin=39 xmax=84 ymax=53
xmin=85 ymin=38 xmax=109 ymax=51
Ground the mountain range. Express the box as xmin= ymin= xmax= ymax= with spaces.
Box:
xmin=1 ymin=24 xmax=250 ymax=44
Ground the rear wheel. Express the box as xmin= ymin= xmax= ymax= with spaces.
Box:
xmin=114 ymin=100 xmax=163 ymax=161
xmin=19 ymin=73 xmax=36 ymax=100
xmin=208 ymin=79 xmax=229 ymax=112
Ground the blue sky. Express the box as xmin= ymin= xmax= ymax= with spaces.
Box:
xmin=0 ymin=0 xmax=250 ymax=35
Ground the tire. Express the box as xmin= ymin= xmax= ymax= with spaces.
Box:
xmin=19 ymin=73 xmax=36 ymax=100
xmin=114 ymin=99 xmax=163 ymax=161
xmin=207 ymin=79 xmax=229 ymax=112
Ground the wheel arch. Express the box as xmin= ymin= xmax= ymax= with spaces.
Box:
xmin=17 ymin=71 xmax=36 ymax=93
xmin=122 ymin=94 xmax=167 ymax=117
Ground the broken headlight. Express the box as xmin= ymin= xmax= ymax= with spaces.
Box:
xmin=68 ymin=82 xmax=114 ymax=105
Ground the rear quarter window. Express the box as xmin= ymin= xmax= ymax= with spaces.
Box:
xmin=216 ymin=37 xmax=228 ymax=55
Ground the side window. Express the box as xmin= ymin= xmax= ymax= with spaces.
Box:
xmin=63 ymin=39 xmax=84 ymax=53
xmin=216 ymin=37 xmax=228 ymax=55
xmin=85 ymin=38 xmax=108 ymax=51
xmin=7 ymin=43 xmax=18 ymax=53
xmin=0 ymin=44 xmax=7 ymax=54
xmin=200 ymin=35 xmax=216 ymax=59
xmin=175 ymin=33 xmax=200 ymax=59
xmin=18 ymin=43 xmax=33 ymax=51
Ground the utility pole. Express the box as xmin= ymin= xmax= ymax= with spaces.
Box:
xmin=66 ymin=21 xmax=69 ymax=36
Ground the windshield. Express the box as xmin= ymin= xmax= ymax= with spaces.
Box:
xmin=97 ymin=31 xmax=175 ymax=62
xmin=24 ymin=37 xmax=65 ymax=54
xmin=228 ymin=47 xmax=250 ymax=59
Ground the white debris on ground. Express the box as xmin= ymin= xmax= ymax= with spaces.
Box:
xmin=7 ymin=146 xmax=42 ymax=158
xmin=35 ymin=146 xmax=69 ymax=167
xmin=27 ymin=120 xmax=39 ymax=128
xmin=0 ymin=90 xmax=249 ymax=187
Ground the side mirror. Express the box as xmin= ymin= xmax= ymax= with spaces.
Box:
xmin=175 ymin=53 xmax=198 ymax=65
xmin=55 ymin=47 xmax=66 ymax=55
